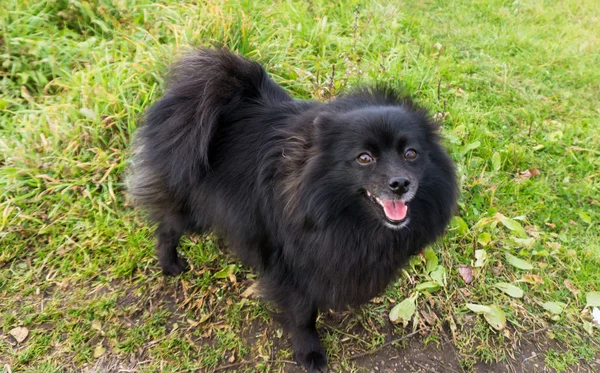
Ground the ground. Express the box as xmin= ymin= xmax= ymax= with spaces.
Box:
xmin=1 ymin=0 xmax=600 ymax=372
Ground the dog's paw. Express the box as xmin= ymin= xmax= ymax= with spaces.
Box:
xmin=296 ymin=350 xmax=327 ymax=373
xmin=161 ymin=257 xmax=188 ymax=276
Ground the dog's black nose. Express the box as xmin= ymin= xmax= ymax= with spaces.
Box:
xmin=389 ymin=177 xmax=410 ymax=194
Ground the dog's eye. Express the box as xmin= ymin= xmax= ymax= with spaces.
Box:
xmin=357 ymin=153 xmax=374 ymax=164
xmin=404 ymin=149 xmax=417 ymax=160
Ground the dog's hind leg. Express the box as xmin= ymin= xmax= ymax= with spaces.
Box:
xmin=155 ymin=214 xmax=188 ymax=276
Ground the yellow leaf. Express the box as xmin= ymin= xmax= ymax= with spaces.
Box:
xmin=93 ymin=344 xmax=106 ymax=358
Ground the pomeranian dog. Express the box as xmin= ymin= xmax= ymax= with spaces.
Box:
xmin=129 ymin=48 xmax=457 ymax=372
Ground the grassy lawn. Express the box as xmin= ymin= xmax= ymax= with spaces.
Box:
xmin=1 ymin=0 xmax=599 ymax=371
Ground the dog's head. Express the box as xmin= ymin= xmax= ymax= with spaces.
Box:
xmin=309 ymin=105 xmax=446 ymax=230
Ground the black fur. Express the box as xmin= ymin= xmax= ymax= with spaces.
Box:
xmin=128 ymin=48 xmax=458 ymax=372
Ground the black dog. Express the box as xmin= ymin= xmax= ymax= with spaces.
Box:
xmin=129 ymin=48 xmax=457 ymax=372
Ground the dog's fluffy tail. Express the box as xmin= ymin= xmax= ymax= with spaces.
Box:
xmin=128 ymin=48 xmax=290 ymax=218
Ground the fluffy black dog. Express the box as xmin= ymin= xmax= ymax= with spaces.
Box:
xmin=129 ymin=48 xmax=457 ymax=372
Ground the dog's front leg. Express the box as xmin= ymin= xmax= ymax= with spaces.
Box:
xmin=286 ymin=300 xmax=327 ymax=373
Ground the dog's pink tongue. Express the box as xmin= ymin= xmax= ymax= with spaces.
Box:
xmin=382 ymin=200 xmax=407 ymax=221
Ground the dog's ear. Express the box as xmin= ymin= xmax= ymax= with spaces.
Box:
xmin=314 ymin=112 xmax=337 ymax=127
xmin=312 ymin=113 xmax=338 ymax=143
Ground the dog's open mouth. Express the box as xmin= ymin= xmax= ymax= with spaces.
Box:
xmin=365 ymin=190 xmax=408 ymax=224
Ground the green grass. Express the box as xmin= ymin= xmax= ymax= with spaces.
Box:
xmin=1 ymin=0 xmax=599 ymax=371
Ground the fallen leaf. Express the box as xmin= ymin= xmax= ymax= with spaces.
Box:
xmin=423 ymin=247 xmax=439 ymax=274
xmin=509 ymin=237 xmax=535 ymax=248
xmin=583 ymin=321 xmax=594 ymax=335
xmin=370 ymin=296 xmax=384 ymax=304
xmin=415 ymin=281 xmax=441 ymax=293
xmin=461 ymin=140 xmax=480 ymax=155
xmin=495 ymin=213 xmax=527 ymax=238
xmin=484 ymin=305 xmax=507 ymax=330
xmin=533 ymin=249 xmax=550 ymax=257
xmin=228 ymin=272 xmax=237 ymax=284
xmin=241 ymin=282 xmax=260 ymax=299
xmin=430 ymin=266 xmax=447 ymax=287
xmin=546 ymin=242 xmax=561 ymax=250
xmin=545 ymin=222 xmax=556 ymax=229
xmin=505 ymin=252 xmax=534 ymax=270
xmin=474 ymin=217 xmax=496 ymax=229
xmin=466 ymin=304 xmax=506 ymax=330
xmin=457 ymin=265 xmax=473 ymax=284
xmin=592 ymin=307 xmax=600 ymax=326
xmin=491 ymin=152 xmax=501 ymax=171
xmin=516 ymin=168 xmax=540 ymax=180
xmin=93 ymin=344 xmax=106 ymax=358
xmin=187 ymin=318 xmax=201 ymax=327
xmin=389 ymin=294 xmax=418 ymax=326
xmin=495 ymin=282 xmax=524 ymax=298
xmin=522 ymin=274 xmax=544 ymax=284
xmin=542 ymin=301 xmax=566 ymax=315
xmin=214 ymin=264 xmax=236 ymax=279
xmin=564 ymin=280 xmax=579 ymax=298
xmin=450 ymin=216 xmax=469 ymax=236
xmin=466 ymin=303 xmax=491 ymax=314
xmin=91 ymin=320 xmax=102 ymax=331
xmin=474 ymin=249 xmax=487 ymax=268
xmin=586 ymin=292 xmax=600 ymax=307
xmin=477 ymin=232 xmax=492 ymax=246
xmin=9 ymin=327 xmax=28 ymax=343
xmin=525 ymin=225 xmax=541 ymax=238
xmin=79 ymin=107 xmax=96 ymax=120
xmin=459 ymin=287 xmax=472 ymax=297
